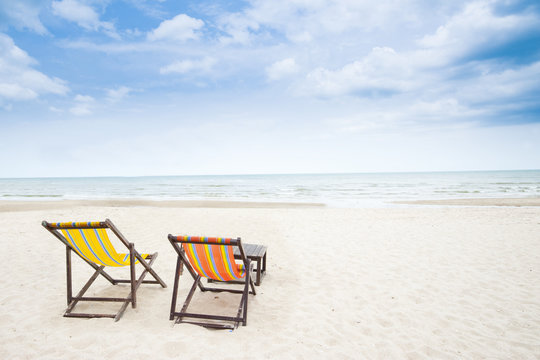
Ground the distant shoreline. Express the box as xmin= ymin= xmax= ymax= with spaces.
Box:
xmin=394 ymin=197 xmax=540 ymax=207
xmin=1 ymin=168 xmax=539 ymax=180
xmin=1 ymin=197 xmax=539 ymax=212
xmin=0 ymin=199 xmax=326 ymax=212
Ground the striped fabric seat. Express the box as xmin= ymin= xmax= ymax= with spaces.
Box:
xmin=50 ymin=221 xmax=105 ymax=228
xmin=52 ymin=222 xmax=148 ymax=267
xmin=179 ymin=236 xmax=245 ymax=281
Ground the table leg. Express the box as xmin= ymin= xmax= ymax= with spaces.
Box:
xmin=256 ymin=258 xmax=262 ymax=286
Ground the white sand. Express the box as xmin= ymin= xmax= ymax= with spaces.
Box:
xmin=1 ymin=200 xmax=539 ymax=359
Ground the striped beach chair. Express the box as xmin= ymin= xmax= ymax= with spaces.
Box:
xmin=168 ymin=235 xmax=256 ymax=329
xmin=42 ymin=219 xmax=167 ymax=321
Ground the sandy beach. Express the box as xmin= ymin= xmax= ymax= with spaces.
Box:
xmin=3 ymin=0 xmax=540 ymax=358
xmin=1 ymin=199 xmax=539 ymax=359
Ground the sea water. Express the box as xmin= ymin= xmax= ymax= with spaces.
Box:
xmin=0 ymin=170 xmax=539 ymax=207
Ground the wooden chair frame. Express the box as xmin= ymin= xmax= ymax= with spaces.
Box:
xmin=168 ymin=234 xmax=256 ymax=330
xmin=42 ymin=219 xmax=167 ymax=321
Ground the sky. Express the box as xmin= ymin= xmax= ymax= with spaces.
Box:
xmin=0 ymin=0 xmax=539 ymax=177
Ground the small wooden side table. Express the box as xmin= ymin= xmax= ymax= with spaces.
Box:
xmin=234 ymin=243 xmax=267 ymax=286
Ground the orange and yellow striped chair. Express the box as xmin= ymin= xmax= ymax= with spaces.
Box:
xmin=42 ymin=219 xmax=167 ymax=321
xmin=168 ymin=235 xmax=256 ymax=329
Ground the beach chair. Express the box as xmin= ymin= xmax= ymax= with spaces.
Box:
xmin=168 ymin=235 xmax=256 ymax=329
xmin=42 ymin=219 xmax=167 ymax=321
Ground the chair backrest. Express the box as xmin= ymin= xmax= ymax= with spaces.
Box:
xmin=170 ymin=236 xmax=246 ymax=281
xmin=43 ymin=221 xmax=134 ymax=267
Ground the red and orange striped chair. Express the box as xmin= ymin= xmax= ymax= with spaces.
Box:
xmin=42 ymin=219 xmax=167 ymax=321
xmin=168 ymin=235 xmax=256 ymax=329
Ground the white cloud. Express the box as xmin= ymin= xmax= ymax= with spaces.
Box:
xmin=266 ymin=58 xmax=299 ymax=81
xmin=216 ymin=0 xmax=425 ymax=45
xmin=302 ymin=47 xmax=416 ymax=97
xmin=0 ymin=0 xmax=48 ymax=34
xmin=70 ymin=94 xmax=94 ymax=115
xmin=106 ymin=86 xmax=132 ymax=103
xmin=70 ymin=106 xmax=92 ymax=116
xmin=51 ymin=0 xmax=118 ymax=38
xmin=217 ymin=12 xmax=259 ymax=45
xmin=49 ymin=106 xmax=63 ymax=113
xmin=74 ymin=94 xmax=94 ymax=102
xmin=453 ymin=61 xmax=540 ymax=108
xmin=147 ymin=14 xmax=204 ymax=42
xmin=160 ymin=57 xmax=216 ymax=74
xmin=0 ymin=33 xmax=68 ymax=101
xmin=0 ymin=83 xmax=36 ymax=100
xmin=287 ymin=31 xmax=312 ymax=43
xmin=417 ymin=1 xmax=538 ymax=56
xmin=299 ymin=1 xmax=540 ymax=100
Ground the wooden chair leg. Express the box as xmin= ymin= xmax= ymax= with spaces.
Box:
xmin=169 ymin=256 xmax=183 ymax=320
xmin=66 ymin=246 xmax=72 ymax=306
xmin=129 ymin=244 xmax=136 ymax=308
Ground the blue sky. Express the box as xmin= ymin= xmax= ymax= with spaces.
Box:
xmin=0 ymin=0 xmax=539 ymax=177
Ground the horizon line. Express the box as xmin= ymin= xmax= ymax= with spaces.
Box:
xmin=1 ymin=168 xmax=539 ymax=180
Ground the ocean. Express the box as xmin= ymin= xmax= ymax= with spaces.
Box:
xmin=0 ymin=170 xmax=539 ymax=207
